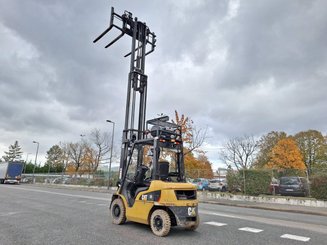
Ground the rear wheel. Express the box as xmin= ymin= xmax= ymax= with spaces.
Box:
xmin=150 ymin=209 xmax=171 ymax=237
xmin=111 ymin=198 xmax=126 ymax=225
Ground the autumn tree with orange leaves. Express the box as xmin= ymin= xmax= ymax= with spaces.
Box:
xmin=172 ymin=110 xmax=207 ymax=156
xmin=172 ymin=110 xmax=213 ymax=178
xmin=266 ymin=137 xmax=306 ymax=170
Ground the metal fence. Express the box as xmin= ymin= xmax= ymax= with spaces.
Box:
xmin=20 ymin=166 xmax=327 ymax=199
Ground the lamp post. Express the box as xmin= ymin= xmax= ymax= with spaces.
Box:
xmin=106 ymin=120 xmax=115 ymax=189
xmin=32 ymin=141 xmax=39 ymax=184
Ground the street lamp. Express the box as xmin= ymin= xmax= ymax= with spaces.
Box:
xmin=32 ymin=141 xmax=39 ymax=184
xmin=106 ymin=119 xmax=115 ymax=189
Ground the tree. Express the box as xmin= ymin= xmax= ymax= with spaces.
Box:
xmin=267 ymin=137 xmax=306 ymax=170
xmin=254 ymin=131 xmax=287 ymax=168
xmin=2 ymin=141 xmax=23 ymax=162
xmin=196 ymin=154 xmax=214 ymax=179
xmin=88 ymin=129 xmax=110 ymax=174
xmin=45 ymin=145 xmax=64 ymax=173
xmin=60 ymin=142 xmax=71 ymax=175
xmin=184 ymin=152 xmax=200 ymax=178
xmin=172 ymin=110 xmax=207 ymax=156
xmin=172 ymin=110 xmax=212 ymax=178
xmin=220 ymin=135 xmax=259 ymax=170
xmin=294 ymin=130 xmax=327 ymax=175
xmin=67 ymin=142 xmax=86 ymax=175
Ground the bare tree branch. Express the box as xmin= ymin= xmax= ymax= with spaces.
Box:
xmin=220 ymin=135 xmax=259 ymax=170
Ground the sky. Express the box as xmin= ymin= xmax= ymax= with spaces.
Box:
xmin=1 ymin=0 xmax=327 ymax=170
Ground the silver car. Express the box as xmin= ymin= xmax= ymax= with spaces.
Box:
xmin=208 ymin=179 xmax=228 ymax=192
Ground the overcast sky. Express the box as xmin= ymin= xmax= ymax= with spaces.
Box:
xmin=1 ymin=0 xmax=326 ymax=169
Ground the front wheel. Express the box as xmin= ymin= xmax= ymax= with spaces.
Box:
xmin=111 ymin=198 xmax=126 ymax=225
xmin=150 ymin=209 xmax=171 ymax=237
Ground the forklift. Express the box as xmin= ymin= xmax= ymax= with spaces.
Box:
xmin=94 ymin=7 xmax=199 ymax=236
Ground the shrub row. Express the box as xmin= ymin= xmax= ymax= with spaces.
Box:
xmin=226 ymin=169 xmax=271 ymax=196
xmin=310 ymin=173 xmax=327 ymax=200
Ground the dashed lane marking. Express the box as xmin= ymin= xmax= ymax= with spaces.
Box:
xmin=199 ymin=210 xmax=327 ymax=235
xmin=200 ymin=210 xmax=237 ymax=218
xmin=2 ymin=185 xmax=109 ymax=201
xmin=97 ymin=204 xmax=108 ymax=206
xmin=0 ymin=212 xmax=20 ymax=217
xmin=238 ymin=227 xmax=263 ymax=233
xmin=281 ymin=234 xmax=310 ymax=242
xmin=204 ymin=221 xmax=227 ymax=227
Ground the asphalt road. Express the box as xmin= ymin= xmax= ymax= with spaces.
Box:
xmin=0 ymin=184 xmax=326 ymax=245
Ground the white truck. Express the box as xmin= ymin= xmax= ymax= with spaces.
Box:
xmin=0 ymin=162 xmax=24 ymax=184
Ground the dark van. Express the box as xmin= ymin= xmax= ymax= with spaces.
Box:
xmin=279 ymin=176 xmax=309 ymax=197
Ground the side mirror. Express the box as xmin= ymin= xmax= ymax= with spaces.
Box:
xmin=116 ymin=181 xmax=121 ymax=188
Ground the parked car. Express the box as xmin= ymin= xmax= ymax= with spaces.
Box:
xmin=279 ymin=176 xmax=309 ymax=197
xmin=21 ymin=177 xmax=33 ymax=183
xmin=192 ymin=178 xmax=209 ymax=191
xmin=208 ymin=179 xmax=228 ymax=192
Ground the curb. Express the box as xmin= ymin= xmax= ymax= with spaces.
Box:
xmin=201 ymin=200 xmax=327 ymax=217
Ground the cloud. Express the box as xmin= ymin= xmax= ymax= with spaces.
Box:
xmin=0 ymin=0 xmax=326 ymax=168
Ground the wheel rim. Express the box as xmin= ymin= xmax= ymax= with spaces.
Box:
xmin=113 ymin=205 xmax=121 ymax=217
xmin=153 ymin=215 xmax=163 ymax=231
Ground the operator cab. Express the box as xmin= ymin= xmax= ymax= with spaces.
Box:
xmin=120 ymin=116 xmax=185 ymax=206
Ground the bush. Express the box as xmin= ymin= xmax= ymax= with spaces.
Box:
xmin=310 ymin=173 xmax=327 ymax=200
xmin=244 ymin=169 xmax=271 ymax=196
xmin=226 ymin=170 xmax=243 ymax=193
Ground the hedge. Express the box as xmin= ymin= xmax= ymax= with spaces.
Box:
xmin=226 ymin=169 xmax=272 ymax=196
xmin=310 ymin=173 xmax=327 ymax=200
xmin=226 ymin=170 xmax=243 ymax=193
xmin=243 ymin=169 xmax=271 ymax=196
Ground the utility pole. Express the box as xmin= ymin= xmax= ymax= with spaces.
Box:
xmin=32 ymin=141 xmax=39 ymax=184
xmin=106 ymin=120 xmax=115 ymax=189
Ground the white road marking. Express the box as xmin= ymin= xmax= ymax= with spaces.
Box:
xmin=199 ymin=210 xmax=327 ymax=235
xmin=2 ymin=185 xmax=109 ymax=201
xmin=281 ymin=234 xmax=310 ymax=242
xmin=238 ymin=227 xmax=263 ymax=233
xmin=200 ymin=210 xmax=237 ymax=218
xmin=0 ymin=212 xmax=20 ymax=217
xmin=204 ymin=221 xmax=227 ymax=227
xmin=97 ymin=204 xmax=108 ymax=207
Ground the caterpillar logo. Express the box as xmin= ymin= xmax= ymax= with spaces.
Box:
xmin=187 ymin=207 xmax=196 ymax=216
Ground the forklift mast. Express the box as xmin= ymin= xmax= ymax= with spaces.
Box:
xmin=93 ymin=7 xmax=156 ymax=180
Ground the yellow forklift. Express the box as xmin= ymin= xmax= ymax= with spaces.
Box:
xmin=94 ymin=7 xmax=199 ymax=236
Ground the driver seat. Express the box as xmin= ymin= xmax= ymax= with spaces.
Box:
xmin=159 ymin=161 xmax=169 ymax=181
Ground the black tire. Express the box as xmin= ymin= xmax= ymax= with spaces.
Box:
xmin=185 ymin=215 xmax=199 ymax=231
xmin=150 ymin=209 xmax=171 ymax=237
xmin=221 ymin=186 xmax=227 ymax=192
xmin=111 ymin=198 xmax=126 ymax=225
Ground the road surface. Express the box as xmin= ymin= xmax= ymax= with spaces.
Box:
xmin=0 ymin=184 xmax=326 ymax=245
